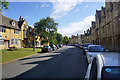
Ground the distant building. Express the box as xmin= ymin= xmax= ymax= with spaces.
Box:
xmin=68 ymin=34 xmax=81 ymax=44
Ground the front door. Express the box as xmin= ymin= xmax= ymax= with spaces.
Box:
xmin=19 ymin=40 xmax=21 ymax=48
xmin=6 ymin=41 xmax=9 ymax=48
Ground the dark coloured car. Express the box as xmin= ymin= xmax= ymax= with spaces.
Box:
xmin=50 ymin=45 xmax=57 ymax=50
xmin=59 ymin=44 xmax=63 ymax=48
xmin=42 ymin=46 xmax=52 ymax=52
xmin=56 ymin=45 xmax=59 ymax=49
xmin=83 ymin=43 xmax=93 ymax=55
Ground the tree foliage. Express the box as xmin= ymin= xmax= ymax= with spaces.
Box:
xmin=63 ymin=36 xmax=69 ymax=45
xmin=34 ymin=17 xmax=58 ymax=45
xmin=56 ymin=33 xmax=63 ymax=44
xmin=0 ymin=0 xmax=9 ymax=12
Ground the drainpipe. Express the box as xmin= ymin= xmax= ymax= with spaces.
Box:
xmin=111 ymin=7 xmax=115 ymax=52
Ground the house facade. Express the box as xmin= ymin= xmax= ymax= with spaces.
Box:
xmin=0 ymin=14 xmax=43 ymax=49
xmin=0 ymin=13 xmax=21 ymax=49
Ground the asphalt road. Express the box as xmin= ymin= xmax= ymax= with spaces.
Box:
xmin=2 ymin=46 xmax=88 ymax=79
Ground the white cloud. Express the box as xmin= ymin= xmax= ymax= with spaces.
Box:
xmin=41 ymin=3 xmax=50 ymax=8
xmin=29 ymin=25 xmax=34 ymax=28
xmin=50 ymin=0 xmax=83 ymax=19
xmin=58 ymin=15 xmax=95 ymax=37
xmin=75 ymin=9 xmax=80 ymax=12
xmin=35 ymin=3 xmax=50 ymax=8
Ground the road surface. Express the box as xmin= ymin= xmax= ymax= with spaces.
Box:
xmin=2 ymin=46 xmax=88 ymax=79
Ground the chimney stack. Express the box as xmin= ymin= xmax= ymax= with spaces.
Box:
xmin=19 ymin=16 xmax=24 ymax=21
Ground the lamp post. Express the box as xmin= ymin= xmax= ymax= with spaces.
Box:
xmin=33 ymin=28 xmax=36 ymax=51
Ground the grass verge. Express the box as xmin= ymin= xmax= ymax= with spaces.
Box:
xmin=0 ymin=48 xmax=42 ymax=63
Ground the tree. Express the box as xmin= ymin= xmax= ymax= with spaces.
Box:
xmin=0 ymin=0 xmax=9 ymax=12
xmin=63 ymin=36 xmax=69 ymax=45
xmin=34 ymin=17 xmax=58 ymax=45
xmin=56 ymin=33 xmax=63 ymax=44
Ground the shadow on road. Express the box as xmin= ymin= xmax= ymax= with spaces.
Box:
xmin=6 ymin=46 xmax=87 ymax=79
xmin=19 ymin=54 xmax=61 ymax=61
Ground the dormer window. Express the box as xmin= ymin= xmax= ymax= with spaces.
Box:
xmin=12 ymin=21 xmax=15 ymax=26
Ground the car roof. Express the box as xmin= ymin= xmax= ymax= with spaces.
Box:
xmin=84 ymin=43 xmax=92 ymax=44
xmin=88 ymin=45 xmax=101 ymax=47
xmin=98 ymin=52 xmax=120 ymax=66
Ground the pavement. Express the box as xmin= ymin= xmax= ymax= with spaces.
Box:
xmin=2 ymin=46 xmax=88 ymax=79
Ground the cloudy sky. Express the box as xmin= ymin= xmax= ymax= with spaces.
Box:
xmin=3 ymin=0 xmax=105 ymax=37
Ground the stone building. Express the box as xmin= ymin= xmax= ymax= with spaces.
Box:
xmin=0 ymin=14 xmax=44 ymax=49
xmin=81 ymin=1 xmax=120 ymax=52
xmin=95 ymin=10 xmax=101 ymax=45
xmin=105 ymin=2 xmax=120 ymax=51
xmin=68 ymin=34 xmax=81 ymax=44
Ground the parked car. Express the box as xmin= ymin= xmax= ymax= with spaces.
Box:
xmin=42 ymin=46 xmax=52 ymax=52
xmin=59 ymin=44 xmax=63 ymax=48
xmin=85 ymin=45 xmax=105 ymax=64
xmin=83 ymin=43 xmax=93 ymax=54
xmin=79 ymin=43 xmax=84 ymax=49
xmin=56 ymin=45 xmax=59 ymax=49
xmin=50 ymin=45 xmax=57 ymax=50
xmin=85 ymin=52 xmax=120 ymax=80
xmin=83 ymin=43 xmax=93 ymax=50
xmin=75 ymin=44 xmax=79 ymax=47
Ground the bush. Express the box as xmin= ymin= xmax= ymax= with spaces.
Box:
xmin=9 ymin=47 xmax=17 ymax=51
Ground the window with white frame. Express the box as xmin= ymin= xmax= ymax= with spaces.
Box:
xmin=15 ymin=39 xmax=18 ymax=44
xmin=23 ymin=30 xmax=25 ymax=36
xmin=11 ymin=39 xmax=18 ymax=45
xmin=14 ymin=30 xmax=19 ymax=34
xmin=0 ymin=39 xmax=4 ymax=45
xmin=24 ymin=25 xmax=26 ymax=29
xmin=0 ymin=27 xmax=6 ymax=32
xmin=11 ymin=39 xmax=14 ymax=45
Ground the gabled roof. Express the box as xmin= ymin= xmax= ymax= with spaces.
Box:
xmin=1 ymin=14 xmax=20 ymax=30
xmin=18 ymin=21 xmax=24 ymax=29
xmin=101 ymin=6 xmax=105 ymax=15
xmin=96 ymin=10 xmax=101 ymax=21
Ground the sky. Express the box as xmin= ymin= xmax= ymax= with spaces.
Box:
xmin=2 ymin=0 xmax=105 ymax=37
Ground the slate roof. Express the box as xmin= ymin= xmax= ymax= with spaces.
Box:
xmin=0 ymin=13 xmax=22 ymax=30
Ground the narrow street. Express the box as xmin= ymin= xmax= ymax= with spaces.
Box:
xmin=2 ymin=46 xmax=88 ymax=79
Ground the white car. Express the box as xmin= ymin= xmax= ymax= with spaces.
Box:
xmin=83 ymin=43 xmax=93 ymax=50
xmin=85 ymin=45 xmax=105 ymax=64
xmin=85 ymin=52 xmax=120 ymax=80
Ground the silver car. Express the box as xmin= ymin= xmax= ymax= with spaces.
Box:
xmin=85 ymin=52 xmax=120 ymax=80
xmin=85 ymin=45 xmax=105 ymax=64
